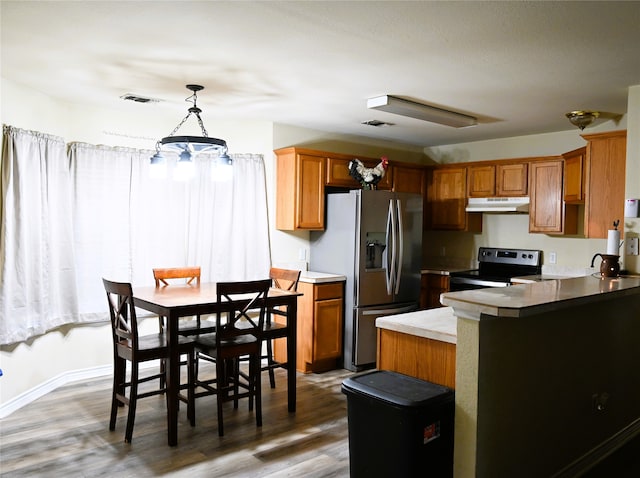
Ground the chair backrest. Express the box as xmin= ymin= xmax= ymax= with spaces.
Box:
xmin=153 ymin=266 xmax=201 ymax=287
xmin=103 ymin=278 xmax=140 ymax=350
xmin=216 ymin=279 xmax=272 ymax=345
xmin=269 ymin=267 xmax=301 ymax=292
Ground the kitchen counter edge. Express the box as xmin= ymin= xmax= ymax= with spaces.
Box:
xmin=299 ymin=271 xmax=346 ymax=284
xmin=441 ymin=275 xmax=640 ymax=320
xmin=376 ymin=307 xmax=457 ymax=344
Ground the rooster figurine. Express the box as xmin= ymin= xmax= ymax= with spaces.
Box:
xmin=348 ymin=156 xmax=389 ymax=190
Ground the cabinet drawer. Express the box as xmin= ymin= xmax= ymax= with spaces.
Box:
xmin=314 ymin=282 xmax=343 ymax=300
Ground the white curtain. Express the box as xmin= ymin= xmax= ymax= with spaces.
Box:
xmin=1 ymin=126 xmax=271 ymax=344
xmin=0 ymin=126 xmax=78 ymax=344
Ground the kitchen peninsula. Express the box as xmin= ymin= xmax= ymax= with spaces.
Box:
xmin=439 ymin=275 xmax=640 ymax=477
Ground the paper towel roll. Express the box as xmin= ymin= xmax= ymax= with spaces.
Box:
xmin=607 ymin=229 xmax=620 ymax=255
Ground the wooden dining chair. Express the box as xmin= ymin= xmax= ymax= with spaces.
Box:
xmin=262 ymin=267 xmax=301 ymax=388
xmin=152 ymin=267 xmax=215 ymax=335
xmin=193 ymin=279 xmax=271 ymax=436
xmin=102 ymin=278 xmax=195 ymax=443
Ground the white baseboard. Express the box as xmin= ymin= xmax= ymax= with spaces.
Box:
xmin=0 ymin=359 xmax=160 ymax=419
xmin=1 ymin=359 xmax=193 ymax=419
xmin=0 ymin=364 xmax=118 ymax=419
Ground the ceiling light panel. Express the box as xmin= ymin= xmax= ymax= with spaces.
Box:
xmin=367 ymin=95 xmax=477 ymax=128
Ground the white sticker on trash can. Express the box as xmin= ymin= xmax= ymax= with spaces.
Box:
xmin=424 ymin=421 xmax=440 ymax=444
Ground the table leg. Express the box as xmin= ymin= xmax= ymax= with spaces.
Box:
xmin=166 ymin=311 xmax=179 ymax=446
xmin=286 ymin=297 xmax=297 ymax=413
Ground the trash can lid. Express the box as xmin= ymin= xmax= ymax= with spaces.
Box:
xmin=342 ymin=370 xmax=453 ymax=408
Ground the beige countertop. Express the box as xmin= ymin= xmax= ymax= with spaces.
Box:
xmin=376 ymin=306 xmax=457 ymax=344
xmin=510 ymin=274 xmax=574 ymax=284
xmin=299 ymin=271 xmax=346 ymax=284
xmin=441 ymin=274 xmax=640 ymax=320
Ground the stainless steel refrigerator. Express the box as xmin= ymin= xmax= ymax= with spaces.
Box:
xmin=309 ymin=189 xmax=423 ymax=371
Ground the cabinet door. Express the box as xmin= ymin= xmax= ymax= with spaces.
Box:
xmin=420 ymin=273 xmax=450 ymax=309
xmin=326 ymin=157 xmax=392 ymax=190
xmin=393 ymin=165 xmax=425 ymax=194
xmin=497 ymin=162 xmax=528 ymax=196
xmin=430 ymin=167 xmax=467 ymax=230
xmin=275 ymin=149 xmax=325 ymax=231
xmin=562 ymin=147 xmax=586 ymax=203
xmin=312 ymin=297 xmax=343 ymax=361
xmin=583 ymin=131 xmax=627 ymax=238
xmin=296 ymin=154 xmax=326 ymax=229
xmin=529 ymin=159 xmax=576 ymax=234
xmin=467 ymin=165 xmax=496 ymax=197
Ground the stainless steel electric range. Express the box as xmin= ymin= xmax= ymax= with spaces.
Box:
xmin=449 ymin=247 xmax=543 ymax=291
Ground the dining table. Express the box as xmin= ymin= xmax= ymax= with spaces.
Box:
xmin=132 ymin=282 xmax=302 ymax=446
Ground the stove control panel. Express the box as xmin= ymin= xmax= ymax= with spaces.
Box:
xmin=478 ymin=247 xmax=542 ymax=267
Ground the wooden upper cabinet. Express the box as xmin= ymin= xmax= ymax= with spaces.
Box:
xmin=529 ymin=158 xmax=577 ymax=234
xmin=275 ymin=148 xmax=325 ymax=230
xmin=562 ymin=146 xmax=586 ymax=203
xmin=427 ymin=166 xmax=482 ymax=232
xmin=497 ymin=162 xmax=528 ymax=196
xmin=467 ymin=165 xmax=496 ymax=197
xmin=276 ymin=147 xmax=425 ymax=231
xmin=393 ymin=164 xmax=425 ymax=194
xmin=582 ymin=130 xmax=627 ymax=239
xmin=468 ymin=162 xmax=528 ymax=197
xmin=326 ymin=156 xmax=392 ymax=190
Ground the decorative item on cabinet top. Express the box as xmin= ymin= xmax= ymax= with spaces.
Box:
xmin=348 ymin=157 xmax=388 ymax=190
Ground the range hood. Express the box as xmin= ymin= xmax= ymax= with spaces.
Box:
xmin=465 ymin=197 xmax=530 ymax=213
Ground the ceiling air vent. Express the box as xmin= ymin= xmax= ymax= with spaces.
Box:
xmin=361 ymin=119 xmax=394 ymax=127
xmin=120 ymin=93 xmax=161 ymax=104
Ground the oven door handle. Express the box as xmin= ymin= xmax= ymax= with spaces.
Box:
xmin=450 ymin=277 xmax=511 ymax=288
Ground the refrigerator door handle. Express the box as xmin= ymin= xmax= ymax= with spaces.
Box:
xmin=390 ymin=200 xmax=399 ymax=294
xmin=385 ymin=200 xmax=394 ymax=295
xmin=394 ymin=199 xmax=404 ymax=295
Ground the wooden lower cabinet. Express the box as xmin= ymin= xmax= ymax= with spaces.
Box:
xmin=274 ymin=280 xmax=344 ymax=373
xmin=377 ymin=328 xmax=456 ymax=389
xmin=420 ymin=273 xmax=450 ymax=309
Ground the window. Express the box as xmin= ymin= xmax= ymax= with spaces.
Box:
xmin=0 ymin=126 xmax=270 ymax=344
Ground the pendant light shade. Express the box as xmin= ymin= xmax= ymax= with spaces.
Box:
xmin=151 ymin=84 xmax=230 ymax=169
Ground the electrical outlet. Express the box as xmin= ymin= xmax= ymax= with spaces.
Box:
xmin=549 ymin=252 xmax=557 ymax=264
xmin=625 ymin=237 xmax=639 ymax=256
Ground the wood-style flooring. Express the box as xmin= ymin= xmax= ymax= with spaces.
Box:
xmin=0 ymin=365 xmax=355 ymax=477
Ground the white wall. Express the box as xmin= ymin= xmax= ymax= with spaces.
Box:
xmin=623 ymin=86 xmax=640 ymax=273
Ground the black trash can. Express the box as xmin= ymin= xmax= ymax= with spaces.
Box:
xmin=342 ymin=370 xmax=455 ymax=478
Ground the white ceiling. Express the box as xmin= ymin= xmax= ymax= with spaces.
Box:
xmin=2 ymin=1 xmax=640 ymax=148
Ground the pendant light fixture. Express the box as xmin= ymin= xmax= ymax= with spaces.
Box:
xmin=565 ymin=110 xmax=600 ymax=130
xmin=150 ymin=84 xmax=230 ymax=167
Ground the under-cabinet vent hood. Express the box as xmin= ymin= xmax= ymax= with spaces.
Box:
xmin=465 ymin=197 xmax=530 ymax=213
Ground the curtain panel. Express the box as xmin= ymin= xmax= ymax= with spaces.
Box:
xmin=1 ymin=126 xmax=78 ymax=344
xmin=1 ymin=126 xmax=270 ymax=345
